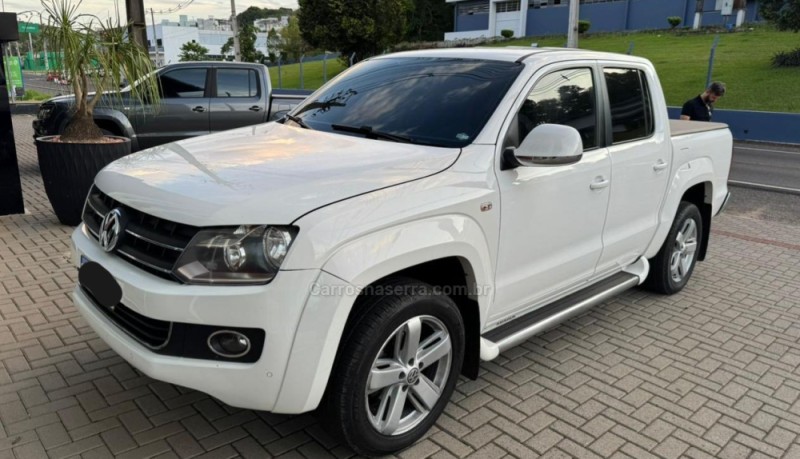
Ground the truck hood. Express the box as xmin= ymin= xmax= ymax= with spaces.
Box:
xmin=95 ymin=123 xmax=460 ymax=226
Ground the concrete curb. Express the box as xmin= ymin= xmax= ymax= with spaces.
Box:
xmin=10 ymin=103 xmax=40 ymax=115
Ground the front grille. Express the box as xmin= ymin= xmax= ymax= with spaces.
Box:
xmin=83 ymin=186 xmax=199 ymax=281
xmin=82 ymin=286 xmax=171 ymax=349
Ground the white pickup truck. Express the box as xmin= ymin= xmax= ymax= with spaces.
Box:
xmin=71 ymin=48 xmax=732 ymax=455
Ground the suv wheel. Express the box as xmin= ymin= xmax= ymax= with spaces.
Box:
xmin=323 ymin=279 xmax=464 ymax=456
xmin=645 ymin=201 xmax=703 ymax=294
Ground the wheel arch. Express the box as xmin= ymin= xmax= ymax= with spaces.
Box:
xmin=680 ymin=182 xmax=713 ymax=261
xmin=646 ymin=158 xmax=715 ymax=260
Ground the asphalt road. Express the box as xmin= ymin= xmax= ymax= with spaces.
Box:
xmin=23 ymin=71 xmax=75 ymax=95
xmin=730 ymin=143 xmax=800 ymax=194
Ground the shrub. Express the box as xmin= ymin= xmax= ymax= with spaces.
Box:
xmin=667 ymin=16 xmax=682 ymax=29
xmin=21 ymin=90 xmax=51 ymax=101
xmin=578 ymin=20 xmax=591 ymax=34
xmin=772 ymin=47 xmax=800 ymax=67
xmin=501 ymin=29 xmax=514 ymax=39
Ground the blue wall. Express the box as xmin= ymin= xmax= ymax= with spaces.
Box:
xmin=627 ymin=0 xmax=689 ymax=30
xmin=526 ymin=8 xmax=568 ymax=36
xmin=456 ymin=13 xmax=489 ymax=32
xmin=468 ymin=0 xmax=760 ymax=35
xmin=668 ymin=107 xmax=800 ymax=144
xmin=580 ymin=3 xmax=627 ymax=32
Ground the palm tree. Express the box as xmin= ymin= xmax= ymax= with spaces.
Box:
xmin=41 ymin=0 xmax=160 ymax=142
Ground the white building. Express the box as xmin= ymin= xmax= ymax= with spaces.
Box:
xmin=146 ymin=23 xmax=271 ymax=66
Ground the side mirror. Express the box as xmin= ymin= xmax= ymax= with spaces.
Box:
xmin=502 ymin=124 xmax=583 ymax=170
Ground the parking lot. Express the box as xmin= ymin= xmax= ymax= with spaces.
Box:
xmin=2 ymin=114 xmax=800 ymax=458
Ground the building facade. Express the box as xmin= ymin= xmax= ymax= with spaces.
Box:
xmin=146 ymin=17 xmax=276 ymax=66
xmin=446 ymin=0 xmax=760 ymax=40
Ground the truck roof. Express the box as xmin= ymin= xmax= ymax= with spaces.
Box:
xmin=157 ymin=61 xmax=266 ymax=69
xmin=377 ymin=47 xmax=652 ymax=66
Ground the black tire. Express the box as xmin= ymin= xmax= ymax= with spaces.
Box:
xmin=644 ymin=202 xmax=703 ymax=294
xmin=322 ymin=278 xmax=465 ymax=457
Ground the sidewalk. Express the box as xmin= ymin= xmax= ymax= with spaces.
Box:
xmin=3 ymin=114 xmax=800 ymax=458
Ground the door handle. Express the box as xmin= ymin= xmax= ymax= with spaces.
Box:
xmin=248 ymin=106 xmax=262 ymax=112
xmin=653 ymin=160 xmax=669 ymax=171
xmin=590 ymin=178 xmax=610 ymax=190
xmin=192 ymin=106 xmax=205 ymax=113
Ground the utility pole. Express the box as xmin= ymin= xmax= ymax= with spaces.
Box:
xmin=150 ymin=8 xmax=159 ymax=66
xmin=567 ymin=0 xmax=579 ymax=48
xmin=230 ymin=0 xmax=241 ymax=61
xmin=27 ymin=32 xmax=34 ymax=67
xmin=126 ymin=0 xmax=148 ymax=49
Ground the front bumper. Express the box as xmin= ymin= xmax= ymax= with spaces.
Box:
xmin=71 ymin=224 xmax=328 ymax=412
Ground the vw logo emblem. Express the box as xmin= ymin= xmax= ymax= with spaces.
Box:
xmin=407 ymin=368 xmax=420 ymax=385
xmin=99 ymin=208 xmax=125 ymax=252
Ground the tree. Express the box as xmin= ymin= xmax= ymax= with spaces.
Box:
xmin=179 ymin=41 xmax=208 ymax=61
xmin=41 ymin=0 xmax=159 ymax=141
xmin=279 ymin=16 xmax=310 ymax=62
xmin=221 ymin=25 xmax=265 ymax=62
xmin=298 ymin=0 xmax=411 ymax=62
xmin=759 ymin=0 xmax=800 ymax=31
xmin=404 ymin=0 xmax=454 ymax=42
xmin=237 ymin=5 xmax=294 ymax=26
xmin=240 ymin=24 xmax=266 ymax=63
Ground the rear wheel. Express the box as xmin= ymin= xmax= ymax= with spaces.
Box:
xmin=644 ymin=202 xmax=703 ymax=294
xmin=322 ymin=279 xmax=464 ymax=456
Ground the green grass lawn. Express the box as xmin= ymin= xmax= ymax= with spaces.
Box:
xmin=493 ymin=26 xmax=800 ymax=112
xmin=271 ymin=26 xmax=799 ymax=112
xmin=268 ymin=58 xmax=347 ymax=91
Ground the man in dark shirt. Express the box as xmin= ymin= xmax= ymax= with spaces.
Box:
xmin=681 ymin=82 xmax=726 ymax=121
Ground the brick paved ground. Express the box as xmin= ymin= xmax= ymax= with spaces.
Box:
xmin=2 ymin=114 xmax=800 ymax=458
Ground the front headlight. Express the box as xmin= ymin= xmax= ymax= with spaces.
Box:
xmin=174 ymin=225 xmax=297 ymax=285
xmin=38 ymin=104 xmax=54 ymax=120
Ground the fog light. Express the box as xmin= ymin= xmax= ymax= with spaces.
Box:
xmin=208 ymin=330 xmax=251 ymax=358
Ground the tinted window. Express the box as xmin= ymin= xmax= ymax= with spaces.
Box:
xmin=159 ymin=69 xmax=207 ymax=98
xmin=216 ymin=68 xmax=259 ymax=97
xmin=517 ymin=68 xmax=597 ymax=149
xmin=604 ymin=68 xmax=654 ymax=143
xmin=291 ymin=57 xmax=523 ymax=148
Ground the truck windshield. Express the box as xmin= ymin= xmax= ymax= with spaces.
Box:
xmin=290 ymin=57 xmax=523 ymax=148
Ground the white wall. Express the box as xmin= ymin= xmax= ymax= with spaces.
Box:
xmin=495 ymin=11 xmax=520 ymax=37
xmin=444 ymin=30 xmax=491 ymax=40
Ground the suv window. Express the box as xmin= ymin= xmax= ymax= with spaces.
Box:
xmin=159 ymin=68 xmax=207 ymax=98
xmin=290 ymin=57 xmax=523 ymax=148
xmin=516 ymin=68 xmax=597 ymax=150
xmin=216 ymin=68 xmax=259 ymax=98
xmin=604 ymin=68 xmax=654 ymax=143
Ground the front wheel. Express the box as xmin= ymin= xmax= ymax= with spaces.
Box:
xmin=644 ymin=202 xmax=703 ymax=294
xmin=322 ymin=279 xmax=464 ymax=456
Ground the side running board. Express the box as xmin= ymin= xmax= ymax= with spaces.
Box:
xmin=480 ymin=270 xmax=642 ymax=361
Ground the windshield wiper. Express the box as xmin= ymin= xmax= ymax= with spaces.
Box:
xmin=284 ymin=113 xmax=312 ymax=130
xmin=330 ymin=124 xmax=414 ymax=144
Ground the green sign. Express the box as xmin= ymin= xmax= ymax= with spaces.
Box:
xmin=5 ymin=58 xmax=23 ymax=89
xmin=18 ymin=22 xmax=40 ymax=34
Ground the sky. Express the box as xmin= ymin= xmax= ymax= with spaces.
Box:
xmin=4 ymin=0 xmax=298 ymax=23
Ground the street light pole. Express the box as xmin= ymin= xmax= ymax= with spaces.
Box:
xmin=567 ymin=0 xmax=579 ymax=48
xmin=150 ymin=8 xmax=159 ymax=66
xmin=230 ymin=0 xmax=241 ymax=62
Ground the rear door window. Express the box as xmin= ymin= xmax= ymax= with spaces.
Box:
xmin=604 ymin=68 xmax=654 ymax=143
xmin=216 ymin=68 xmax=260 ymax=98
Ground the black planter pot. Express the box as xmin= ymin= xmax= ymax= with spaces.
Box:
xmin=35 ymin=135 xmax=131 ymax=226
